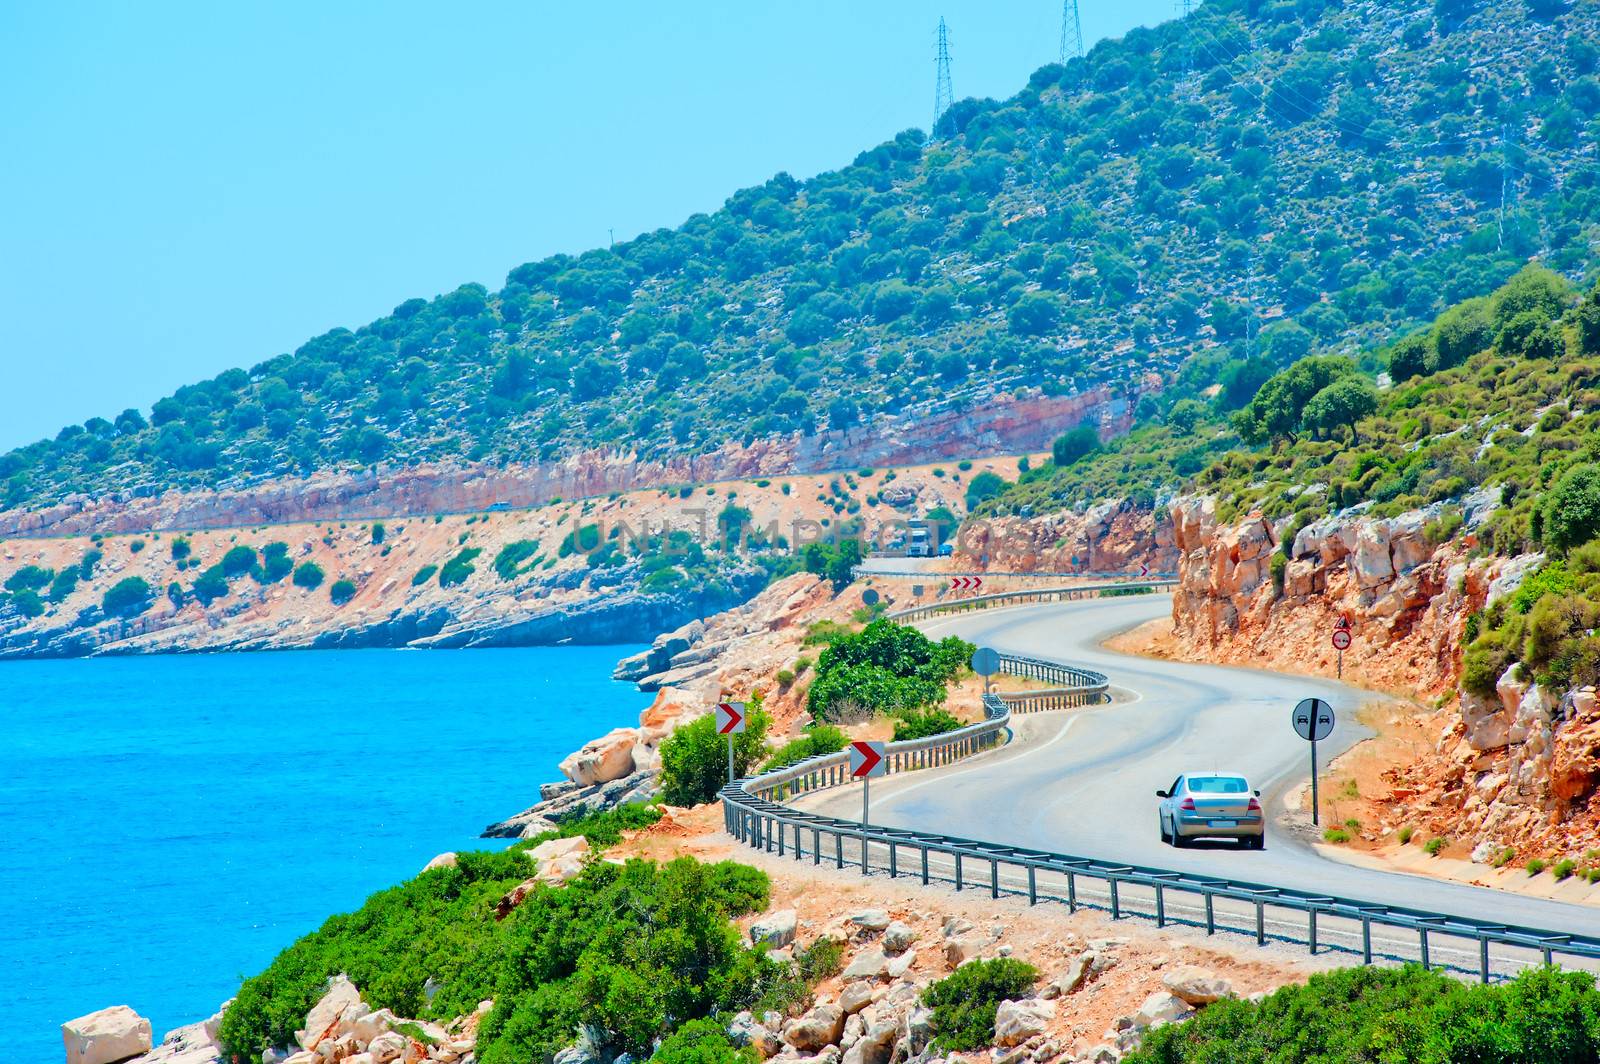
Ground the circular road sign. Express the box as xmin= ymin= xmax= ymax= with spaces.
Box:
xmin=862 ymin=588 xmax=880 ymax=606
xmin=971 ymin=646 xmax=1001 ymax=677
xmin=1331 ymin=629 xmax=1352 ymax=651
xmin=1292 ymin=698 xmax=1335 ymax=742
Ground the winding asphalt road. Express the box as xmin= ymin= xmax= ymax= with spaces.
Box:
xmin=801 ymin=594 xmax=1600 ymax=938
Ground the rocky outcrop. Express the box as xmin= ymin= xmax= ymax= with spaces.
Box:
xmin=63 ymin=1006 xmax=153 ymax=1064
xmin=243 ymin=976 xmax=481 ymax=1064
xmin=952 ymin=499 xmax=1177 ymax=575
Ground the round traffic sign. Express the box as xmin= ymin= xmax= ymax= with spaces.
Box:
xmin=970 ymin=646 xmax=1001 ymax=677
xmin=862 ymin=588 xmax=880 ymax=606
xmin=1292 ymin=698 xmax=1335 ymax=742
xmin=1331 ymin=629 xmax=1352 ymax=651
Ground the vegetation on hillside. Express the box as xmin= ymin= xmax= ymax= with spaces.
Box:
xmin=1126 ymin=964 xmax=1600 ymax=1063
xmin=806 ymin=619 xmax=974 ymax=723
xmin=5 ymin=0 xmax=1599 ymax=511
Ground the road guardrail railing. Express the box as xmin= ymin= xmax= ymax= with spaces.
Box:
xmin=721 ymin=624 xmax=1600 ymax=983
xmin=886 ymin=581 xmax=1179 ymax=623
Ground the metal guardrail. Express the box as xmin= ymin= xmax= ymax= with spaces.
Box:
xmin=858 ymin=568 xmax=1180 ymax=581
xmin=721 ymin=635 xmax=1600 ymax=982
xmin=887 ymin=581 xmax=1179 ymax=623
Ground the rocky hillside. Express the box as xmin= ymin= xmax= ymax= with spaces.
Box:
xmin=5 ymin=0 xmax=1598 ymax=519
xmin=0 ymin=459 xmax=1010 ymax=657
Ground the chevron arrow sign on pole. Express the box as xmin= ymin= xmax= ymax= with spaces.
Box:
xmin=849 ymin=740 xmax=886 ymax=778
xmin=715 ymin=701 xmax=746 ymax=734
xmin=950 ymin=576 xmax=984 ymax=591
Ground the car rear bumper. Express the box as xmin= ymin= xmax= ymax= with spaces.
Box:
xmin=1175 ymin=815 xmax=1263 ymax=839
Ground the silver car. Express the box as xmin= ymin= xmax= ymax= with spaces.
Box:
xmin=1156 ymin=772 xmax=1265 ymax=849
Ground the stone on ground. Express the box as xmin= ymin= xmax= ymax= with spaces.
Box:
xmin=62 ymin=1006 xmax=153 ymax=1064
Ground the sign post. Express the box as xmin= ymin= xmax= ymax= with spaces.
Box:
xmin=970 ymin=646 xmax=1001 ymax=697
xmin=1331 ymin=617 xmax=1352 ymax=680
xmin=715 ymin=701 xmax=746 ymax=784
xmin=849 ymin=740 xmax=886 ymax=831
xmin=1291 ymin=698 xmax=1336 ymax=826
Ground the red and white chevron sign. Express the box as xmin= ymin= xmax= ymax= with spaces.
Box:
xmin=849 ymin=740 xmax=886 ymax=778
xmin=715 ymin=701 xmax=746 ymax=735
xmin=1139 ymin=562 xmax=1150 ymax=578
xmin=950 ymin=576 xmax=983 ymax=591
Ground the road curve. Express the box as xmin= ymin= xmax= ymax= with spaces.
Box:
xmin=802 ymin=594 xmax=1600 ymax=937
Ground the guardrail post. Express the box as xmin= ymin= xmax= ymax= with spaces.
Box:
xmin=813 ymin=828 xmax=821 ymax=865
xmin=794 ymin=823 xmax=803 ymax=860
xmin=1067 ymin=872 xmax=1076 ymax=913
xmin=1027 ymin=866 xmax=1036 ymax=905
xmin=777 ymin=822 xmax=785 ymax=857
xmin=889 ymin=841 xmax=897 ymax=878
xmin=1361 ymin=917 xmax=1372 ymax=964
xmin=921 ymin=847 xmax=930 ymax=885
xmin=1255 ymin=901 xmax=1265 ymax=946
xmin=990 ymin=859 xmax=999 ymax=899
xmin=1308 ymin=909 xmax=1317 ymax=955
xmin=1419 ymin=928 xmax=1430 ymax=970
xmin=955 ymin=853 xmax=964 ymax=891
xmin=835 ymin=833 xmax=843 ymax=869
xmin=862 ymin=831 xmax=870 ymax=876
xmin=1155 ymin=884 xmax=1165 ymax=928
xmin=1110 ymin=879 xmax=1120 ymax=919
xmin=1204 ymin=894 xmax=1214 ymax=935
xmin=1479 ymin=938 xmax=1490 ymax=984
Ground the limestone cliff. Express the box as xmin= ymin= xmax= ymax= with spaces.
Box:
xmin=951 ymin=499 xmax=1178 ymax=575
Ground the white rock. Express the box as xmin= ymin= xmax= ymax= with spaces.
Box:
xmin=850 ymin=909 xmax=891 ymax=931
xmin=994 ymin=998 xmax=1055 ymax=1047
xmin=421 ymin=852 xmax=458 ymax=873
xmin=368 ymin=1032 xmax=407 ymax=1064
xmin=882 ymin=921 xmax=918 ymax=953
xmin=751 ymin=909 xmax=798 ymax=949
xmin=783 ymin=1004 xmax=845 ymax=1051
xmin=840 ymin=981 xmax=878 ymax=1015
xmin=528 ymin=835 xmax=591 ymax=885
xmin=842 ymin=949 xmax=889 ymax=981
xmin=1133 ymin=991 xmax=1194 ymax=1029
xmin=558 ymin=727 xmax=640 ymax=786
xmin=885 ymin=949 xmax=916 ymax=979
xmin=1160 ymin=967 xmax=1233 ymax=1006
xmin=296 ymin=975 xmax=361 ymax=1050
xmin=63 ymin=1007 xmax=154 ymax=1064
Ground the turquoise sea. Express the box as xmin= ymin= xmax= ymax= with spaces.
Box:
xmin=1 ymin=645 xmax=648 ymax=1061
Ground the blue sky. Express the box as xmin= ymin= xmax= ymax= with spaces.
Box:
xmin=0 ymin=1 xmax=1176 ymax=451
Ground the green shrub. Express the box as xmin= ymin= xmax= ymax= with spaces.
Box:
xmin=370 ymin=522 xmax=386 ymax=545
xmin=192 ymin=564 xmax=230 ymax=604
xmin=1492 ymin=846 xmax=1516 ymax=868
xmin=775 ymin=669 xmax=796 ymax=687
xmin=259 ymin=542 xmax=294 ymax=583
xmin=221 ymin=545 xmax=258 ymax=577
xmin=170 ymin=537 xmax=191 ymax=561
xmin=329 ymin=579 xmax=358 ymax=605
xmin=412 ymin=565 xmax=438 ymax=586
xmin=807 ymin=620 xmax=973 ymax=722
xmin=652 ymin=1018 xmax=756 ymax=1064
xmin=1527 ymin=858 xmax=1548 ymax=876
xmin=494 ymin=540 xmax=541 ymax=581
xmin=659 ymin=694 xmax=771 ymax=806
xmin=1323 ymin=828 xmax=1350 ymax=844
xmin=1126 ymin=965 xmax=1600 ymax=1063
xmin=1397 ymin=826 xmax=1415 ymax=845
xmin=293 ymin=562 xmax=325 ymax=590
xmin=508 ymin=804 xmax=664 ymax=853
xmin=220 ymin=853 xmax=777 ymax=1064
xmin=793 ymin=936 xmax=845 ymax=983
xmin=80 ymin=549 xmax=102 ymax=578
xmin=129 ymin=538 xmax=146 ymax=554
xmin=922 ymin=958 xmax=1038 ymax=1051
xmin=439 ymin=548 xmax=482 ymax=587
xmin=4 ymin=564 xmax=53 ymax=593
xmin=49 ymin=566 xmax=78 ymax=600
xmin=1555 ymin=858 xmax=1576 ymax=881
xmin=892 ymin=708 xmax=965 ymax=740
xmin=102 ymin=576 xmax=153 ymax=616
xmin=1424 ymin=836 xmax=1447 ymax=857
xmin=760 ymin=725 xmax=847 ymax=772
xmin=6 ymin=588 xmax=45 ymax=617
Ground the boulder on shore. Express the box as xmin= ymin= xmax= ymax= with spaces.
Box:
xmin=63 ymin=1005 xmax=153 ymax=1064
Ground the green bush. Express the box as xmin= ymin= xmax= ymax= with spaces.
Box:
xmin=102 ymin=576 xmax=153 ymax=616
xmin=222 ymin=545 xmax=258 ymax=577
xmin=1555 ymin=858 xmax=1577 ymax=881
xmin=652 ymin=1018 xmax=756 ymax=1064
xmin=793 ymin=936 xmax=845 ymax=983
xmin=371 ymin=522 xmax=386 ymax=545
xmin=192 ymin=564 xmax=230 ymax=604
xmin=1542 ymin=464 xmax=1600 ymax=555
xmin=170 ymin=537 xmax=191 ymax=561
xmin=220 ymin=853 xmax=777 ymax=1064
xmin=1527 ymin=858 xmax=1548 ymax=876
xmin=760 ymin=725 xmax=847 ymax=772
xmin=1323 ymin=828 xmax=1350 ymax=844
xmin=892 ymin=708 xmax=965 ymax=741
xmin=439 ymin=548 xmax=482 ymax=587
xmin=259 ymin=542 xmax=295 ymax=583
xmin=494 ymin=540 xmax=541 ymax=581
xmin=4 ymin=564 xmax=53 ymax=593
xmin=293 ymin=562 xmax=325 ymax=590
xmin=1125 ymin=965 xmax=1600 ymax=1064
xmin=6 ymin=588 xmax=45 ymax=617
xmin=412 ymin=565 xmax=438 ymax=586
xmin=1424 ymin=836 xmax=1447 ymax=857
xmin=329 ymin=579 xmax=358 ymax=605
xmin=659 ymin=694 xmax=771 ymax=806
xmin=921 ymin=958 xmax=1038 ymax=1051
xmin=1397 ymin=826 xmax=1415 ymax=845
xmin=508 ymin=804 xmax=664 ymax=853
xmin=807 ymin=620 xmax=973 ymax=722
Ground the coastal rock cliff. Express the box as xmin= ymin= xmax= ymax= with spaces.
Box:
xmin=951 ymin=499 xmax=1178 ymax=575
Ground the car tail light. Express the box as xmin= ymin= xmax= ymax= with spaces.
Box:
xmin=1248 ymin=797 xmax=1262 ymax=812
xmin=1179 ymin=797 xmax=1196 ymax=811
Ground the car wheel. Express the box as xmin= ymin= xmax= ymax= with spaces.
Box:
xmin=1171 ymin=826 xmax=1189 ymax=849
xmin=1159 ymin=816 xmax=1171 ymax=845
xmin=1253 ymin=834 xmax=1266 ymax=851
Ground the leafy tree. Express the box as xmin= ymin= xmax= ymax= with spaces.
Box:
xmin=222 ymin=545 xmax=258 ymax=577
xmin=293 ymin=561 xmax=325 ymax=590
xmin=6 ymin=588 xmax=45 ymax=618
xmin=1428 ymin=297 xmax=1493 ymax=372
xmin=1386 ymin=331 xmax=1431 ymax=381
xmin=1542 ymin=465 xmax=1600 ymax=555
xmin=1490 ymin=263 xmax=1572 ymax=331
xmin=259 ymin=542 xmax=294 ymax=583
xmin=807 ymin=620 xmax=973 ymax=722
xmin=1052 ymin=425 xmax=1101 ymax=466
xmin=1007 ymin=293 xmax=1060 ymax=337
xmin=4 ymin=565 xmax=54 ymax=593
xmin=439 ymin=548 xmax=482 ymax=587
xmin=652 ymin=1019 xmax=756 ymax=1064
xmin=965 ymin=471 xmax=1008 ymax=510
xmin=329 ymin=578 xmax=358 ymax=605
xmin=760 ymin=725 xmax=848 ymax=772
xmin=801 ymin=539 xmax=864 ymax=592
xmin=1302 ymin=377 xmax=1378 ymax=443
xmin=1166 ymin=399 xmax=1205 ymax=436
xmin=102 ymin=577 xmax=153 ymax=617
xmin=1233 ymin=356 xmax=1356 ymax=447
xmin=192 ymin=565 xmax=230 ymax=604
xmin=659 ymin=692 xmax=770 ymax=805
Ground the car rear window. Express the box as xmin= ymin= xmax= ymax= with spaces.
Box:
xmin=1188 ymin=777 xmax=1247 ymax=794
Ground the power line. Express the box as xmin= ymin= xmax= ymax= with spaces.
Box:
xmin=1060 ymin=0 xmax=1084 ymax=64
xmin=932 ymin=16 xmax=955 ymax=140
